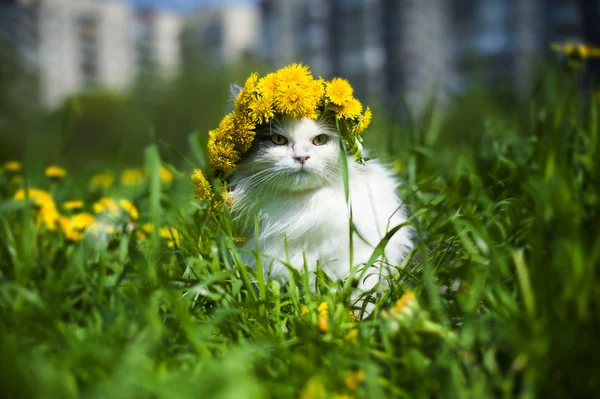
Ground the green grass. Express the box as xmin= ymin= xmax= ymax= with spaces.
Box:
xmin=1 ymin=67 xmax=599 ymax=399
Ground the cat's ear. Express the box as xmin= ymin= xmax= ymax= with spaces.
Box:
xmin=230 ymin=84 xmax=242 ymax=100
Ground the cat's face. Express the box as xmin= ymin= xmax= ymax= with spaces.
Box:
xmin=233 ymin=117 xmax=341 ymax=192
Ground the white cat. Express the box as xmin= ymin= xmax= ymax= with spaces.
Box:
xmin=228 ymin=116 xmax=414 ymax=314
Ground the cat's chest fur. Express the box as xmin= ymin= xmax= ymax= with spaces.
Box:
xmin=229 ymin=160 xmax=413 ymax=282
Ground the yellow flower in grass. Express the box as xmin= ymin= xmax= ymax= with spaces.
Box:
xmin=191 ymin=169 xmax=212 ymax=199
xmin=317 ymin=301 xmax=329 ymax=333
xmin=160 ymin=166 xmax=174 ymax=184
xmin=345 ymin=370 xmax=365 ymax=391
xmin=14 ymin=188 xmax=60 ymax=230
xmin=381 ymin=291 xmax=417 ymax=320
xmin=551 ymin=42 xmax=600 ymax=59
xmin=45 ymin=165 xmax=67 ymax=180
xmin=326 ymin=78 xmax=354 ymax=106
xmin=93 ymin=197 xmax=138 ymax=220
xmin=232 ymin=236 xmax=248 ymax=244
xmin=141 ymin=223 xmax=182 ymax=248
xmin=353 ymin=107 xmax=372 ymax=135
xmin=63 ymin=200 xmax=84 ymax=211
xmin=3 ymin=161 xmax=22 ymax=173
xmin=93 ymin=197 xmax=119 ymax=217
xmin=160 ymin=226 xmax=181 ymax=248
xmin=345 ymin=328 xmax=359 ymax=343
xmin=118 ymin=199 xmax=138 ymax=219
xmin=121 ymin=168 xmax=145 ymax=186
xmin=334 ymin=98 xmax=363 ymax=120
xmin=89 ymin=172 xmax=114 ymax=191
xmin=299 ymin=377 xmax=327 ymax=399
xmin=87 ymin=220 xmax=116 ymax=237
xmin=60 ymin=212 xmax=95 ymax=241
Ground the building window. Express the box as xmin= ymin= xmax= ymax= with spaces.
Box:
xmin=77 ymin=12 xmax=99 ymax=88
xmin=134 ymin=12 xmax=155 ymax=71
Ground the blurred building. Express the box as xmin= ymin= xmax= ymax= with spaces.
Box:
xmin=182 ymin=2 xmax=260 ymax=66
xmin=257 ymin=0 xmax=589 ymax=114
xmin=0 ymin=0 xmax=183 ymax=108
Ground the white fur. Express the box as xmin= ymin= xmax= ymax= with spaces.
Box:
xmin=228 ymin=118 xmax=414 ymax=312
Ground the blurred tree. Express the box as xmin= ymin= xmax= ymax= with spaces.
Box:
xmin=0 ymin=40 xmax=40 ymax=160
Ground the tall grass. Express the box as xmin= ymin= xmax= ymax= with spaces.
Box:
xmin=1 ymin=65 xmax=599 ymax=398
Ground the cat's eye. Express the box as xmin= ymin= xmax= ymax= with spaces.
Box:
xmin=271 ymin=134 xmax=288 ymax=145
xmin=312 ymin=134 xmax=328 ymax=146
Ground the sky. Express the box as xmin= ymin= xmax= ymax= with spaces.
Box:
xmin=128 ymin=0 xmax=259 ymax=12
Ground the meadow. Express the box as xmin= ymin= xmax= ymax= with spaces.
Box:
xmin=0 ymin=59 xmax=599 ymax=398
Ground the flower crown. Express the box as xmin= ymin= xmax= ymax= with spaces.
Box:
xmin=192 ymin=63 xmax=372 ymax=200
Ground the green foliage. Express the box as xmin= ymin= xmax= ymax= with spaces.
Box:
xmin=1 ymin=66 xmax=600 ymax=398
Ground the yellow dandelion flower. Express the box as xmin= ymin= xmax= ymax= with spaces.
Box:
xmin=551 ymin=42 xmax=600 ymax=59
xmin=63 ymin=200 xmax=84 ymax=211
xmin=232 ymin=236 xmax=249 ymax=245
xmin=300 ymin=305 xmax=310 ymax=316
xmin=45 ymin=165 xmax=67 ymax=179
xmin=326 ymin=77 xmax=354 ymax=106
xmin=317 ymin=301 xmax=329 ymax=314
xmin=208 ymin=140 xmax=239 ymax=176
xmin=118 ymin=199 xmax=138 ymax=219
xmin=136 ymin=230 xmax=148 ymax=241
xmin=257 ymin=73 xmax=279 ymax=99
xmin=217 ymin=114 xmax=235 ymax=140
xmin=248 ymin=95 xmax=275 ymax=124
xmin=3 ymin=161 xmax=22 ymax=173
xmin=87 ymin=221 xmax=116 ymax=237
xmin=159 ymin=226 xmax=181 ymax=248
xmin=346 ymin=328 xmax=359 ymax=343
xmin=71 ymin=212 xmax=95 ymax=231
xmin=191 ymin=169 xmax=212 ymax=199
xmin=394 ymin=291 xmax=416 ymax=310
xmin=299 ymin=377 xmax=327 ymax=399
xmin=334 ymin=97 xmax=363 ymax=120
xmin=61 ymin=213 xmax=95 ymax=241
xmin=234 ymin=72 xmax=259 ymax=110
xmin=275 ymin=83 xmax=314 ymax=118
xmin=141 ymin=223 xmax=154 ymax=233
xmin=93 ymin=198 xmax=120 ymax=217
xmin=353 ymin=106 xmax=372 ymax=135
xmin=39 ymin=206 xmax=60 ymax=231
xmin=120 ymin=168 xmax=145 ymax=186
xmin=317 ymin=312 xmax=329 ymax=333
xmin=345 ymin=370 xmax=365 ymax=391
xmin=312 ymin=77 xmax=326 ymax=99
xmin=14 ymin=188 xmax=60 ymax=230
xmin=59 ymin=216 xmax=76 ymax=241
xmin=89 ymin=172 xmax=114 ymax=191
xmin=14 ymin=188 xmax=50 ymax=205
xmin=160 ymin=166 xmax=174 ymax=184
xmin=389 ymin=291 xmax=417 ymax=318
xmin=231 ymin=113 xmax=257 ymax=153
xmin=275 ymin=63 xmax=312 ymax=86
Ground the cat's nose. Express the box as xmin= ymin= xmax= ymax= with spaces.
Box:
xmin=294 ymin=155 xmax=310 ymax=165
